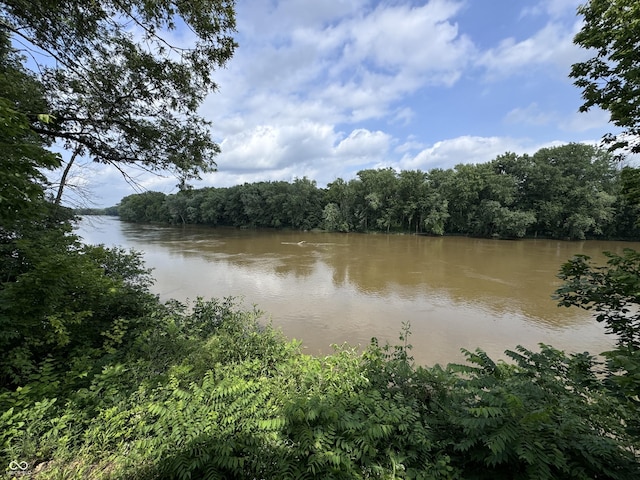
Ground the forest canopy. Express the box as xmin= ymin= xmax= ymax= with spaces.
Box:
xmin=117 ymin=143 xmax=640 ymax=241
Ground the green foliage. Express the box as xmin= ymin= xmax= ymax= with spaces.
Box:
xmin=323 ymin=202 xmax=349 ymax=232
xmin=74 ymin=206 xmax=120 ymax=216
xmin=440 ymin=345 xmax=638 ymax=479
xmin=4 ymin=0 xmax=638 ymax=476
xmin=604 ymin=347 xmax=640 ymax=428
xmin=113 ymin=143 xmax=628 ymax=240
xmin=556 ymin=249 xmax=640 ymax=440
xmin=0 ymin=33 xmax=61 ymax=227
xmin=470 ymin=200 xmax=535 ymax=238
xmin=621 ymin=167 xmax=640 ymax=207
xmin=616 ymin=167 xmax=640 ymax=234
xmin=422 ymin=194 xmax=449 ymax=236
xmin=571 ymin=0 xmax=640 ymax=154
xmin=1 ymin=31 xmax=638 ymax=473
xmin=4 ymin=301 xmax=638 ymax=479
xmin=529 ymin=144 xmax=617 ymax=239
xmin=556 ymin=249 xmax=640 ymax=350
xmin=2 ymin=0 xmax=237 ymax=201
xmin=0 ymin=223 xmax=157 ymax=389
xmin=118 ymin=191 xmax=169 ymax=223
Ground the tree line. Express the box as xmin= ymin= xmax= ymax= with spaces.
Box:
xmin=118 ymin=143 xmax=640 ymax=240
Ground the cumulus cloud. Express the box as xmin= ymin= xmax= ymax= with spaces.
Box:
xmin=329 ymin=0 xmax=473 ymax=86
xmin=210 ymin=124 xmax=392 ymax=187
xmin=217 ymin=122 xmax=336 ymax=171
xmin=197 ymin=0 xmax=477 ymax=190
xmin=204 ymin=0 xmax=473 ymax=133
xmin=398 ymin=135 xmax=564 ymax=171
xmin=334 ymin=128 xmax=392 ymax=160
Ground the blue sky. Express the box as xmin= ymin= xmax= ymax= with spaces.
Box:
xmin=60 ymin=0 xmax=620 ymax=207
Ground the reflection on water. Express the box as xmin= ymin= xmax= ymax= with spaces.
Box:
xmin=76 ymin=216 xmax=639 ymax=366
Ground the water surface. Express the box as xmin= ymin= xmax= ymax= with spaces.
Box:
xmin=77 ymin=217 xmax=636 ymax=366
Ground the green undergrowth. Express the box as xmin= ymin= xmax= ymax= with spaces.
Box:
xmin=1 ymin=298 xmax=639 ymax=479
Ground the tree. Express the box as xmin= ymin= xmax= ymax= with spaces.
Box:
xmin=570 ymin=0 xmax=640 ymax=154
xmin=440 ymin=345 xmax=639 ymax=479
xmin=0 ymin=234 xmax=155 ymax=386
xmin=522 ymin=144 xmax=617 ymax=239
xmin=0 ymin=0 xmax=237 ymax=204
xmin=0 ymin=33 xmax=60 ymax=227
xmin=0 ymin=33 xmax=159 ymax=389
xmin=443 ymin=162 xmax=525 ymax=237
xmin=325 ymin=178 xmax=356 ymax=232
xmin=470 ymin=200 xmax=535 ymax=238
xmin=422 ymin=194 xmax=449 ymax=235
xmin=322 ymin=203 xmax=347 ymax=232
xmin=199 ymin=187 xmax=227 ymax=225
xmin=118 ymin=191 xmax=168 ymax=222
xmin=353 ymin=168 xmax=399 ymax=232
xmin=620 ymin=167 xmax=640 ymax=206
xmin=285 ymin=177 xmax=325 ymax=230
xmin=397 ymin=170 xmax=427 ymax=233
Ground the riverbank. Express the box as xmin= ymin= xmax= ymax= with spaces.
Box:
xmin=3 ymin=295 xmax=638 ymax=479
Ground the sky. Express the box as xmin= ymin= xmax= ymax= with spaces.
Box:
xmin=59 ymin=0 xmax=621 ymax=208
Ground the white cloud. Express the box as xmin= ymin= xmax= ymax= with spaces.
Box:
xmin=196 ymin=0 xmax=478 ymax=187
xmin=334 ymin=128 xmax=391 ymax=160
xmin=211 ymin=124 xmax=391 ymax=187
xmin=477 ymin=21 xmax=585 ymax=80
xmin=238 ymin=0 xmax=368 ymax=39
xmin=505 ymin=103 xmax=555 ymax=126
xmin=395 ymin=136 xmax=426 ymax=154
xmin=332 ymin=0 xmax=472 ymax=83
xmin=398 ymin=135 xmax=565 ymax=171
xmin=561 ymin=108 xmax=611 ymax=133
xmin=205 ymin=0 xmax=473 ymax=133
xmin=520 ymin=0 xmax=582 ymax=19
xmin=62 ymin=0 xmax=621 ymax=208
xmin=217 ymin=122 xmax=336 ymax=171
xmin=389 ymin=106 xmax=416 ymax=127
xmin=51 ymin=160 xmax=181 ymax=208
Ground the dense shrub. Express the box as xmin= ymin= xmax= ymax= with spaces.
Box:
xmin=2 ymin=298 xmax=638 ymax=479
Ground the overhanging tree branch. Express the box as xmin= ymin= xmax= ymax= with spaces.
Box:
xmin=1 ymin=0 xmax=237 ymax=205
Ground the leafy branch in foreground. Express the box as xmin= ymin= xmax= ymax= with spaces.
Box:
xmin=440 ymin=345 xmax=638 ymax=479
xmin=570 ymin=0 xmax=640 ymax=155
xmin=555 ymin=248 xmax=640 ymax=351
xmin=1 ymin=0 xmax=238 ymax=203
xmin=555 ymin=248 xmax=640 ymax=438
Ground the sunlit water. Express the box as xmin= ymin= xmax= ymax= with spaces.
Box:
xmin=76 ymin=216 xmax=638 ymax=366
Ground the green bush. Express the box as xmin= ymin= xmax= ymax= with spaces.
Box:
xmin=436 ymin=346 xmax=638 ymax=479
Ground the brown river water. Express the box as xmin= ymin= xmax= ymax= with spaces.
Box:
xmin=76 ymin=216 xmax=639 ymax=366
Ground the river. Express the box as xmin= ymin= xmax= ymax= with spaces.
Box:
xmin=76 ymin=216 xmax=636 ymax=366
